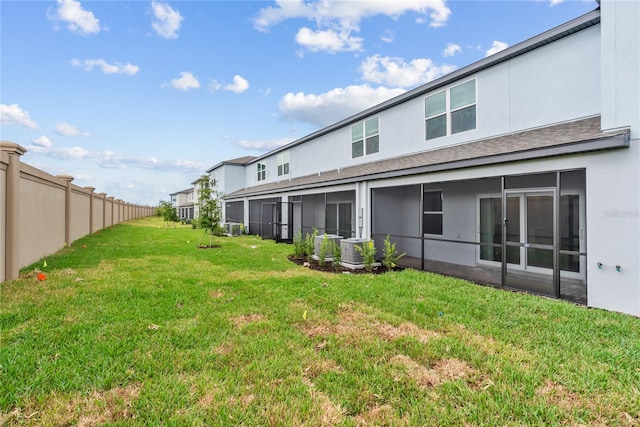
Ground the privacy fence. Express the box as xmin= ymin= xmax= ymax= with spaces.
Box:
xmin=1 ymin=141 xmax=155 ymax=282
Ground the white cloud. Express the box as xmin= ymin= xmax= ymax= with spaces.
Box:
xmin=295 ymin=27 xmax=363 ymax=53
xmin=279 ymin=84 xmax=405 ymax=128
xmin=169 ymin=72 xmax=200 ymax=91
xmin=33 ymin=135 xmax=52 ymax=148
xmin=151 ymin=1 xmax=184 ymax=39
xmin=253 ymin=0 xmax=451 ymax=31
xmin=380 ymin=29 xmax=394 ymax=44
xmin=253 ymin=0 xmax=450 ymax=53
xmin=27 ymin=144 xmax=204 ymax=173
xmin=71 ymin=58 xmax=140 ymax=75
xmin=50 ymin=0 xmax=101 ymax=36
xmin=235 ymin=137 xmax=294 ymax=152
xmin=54 ymin=122 xmax=89 ymax=137
xmin=359 ymin=55 xmax=457 ymax=88
xmin=486 ymin=40 xmax=509 ymax=57
xmin=224 ymin=75 xmax=250 ymax=94
xmin=443 ymin=43 xmax=461 ymax=57
xmin=0 ymin=104 xmax=38 ymax=129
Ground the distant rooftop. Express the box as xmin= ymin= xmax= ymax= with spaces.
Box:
xmin=206 ymin=155 xmax=257 ymax=173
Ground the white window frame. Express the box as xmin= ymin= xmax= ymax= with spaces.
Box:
xmin=425 ymin=79 xmax=476 ymax=141
xmin=351 ymin=116 xmax=380 ymax=158
xmin=277 ymin=152 xmax=290 ymax=177
xmin=257 ymin=163 xmax=266 ymax=182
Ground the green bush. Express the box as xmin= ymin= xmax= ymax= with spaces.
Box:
xmin=382 ymin=234 xmax=405 ymax=269
xmin=304 ymin=228 xmax=318 ymax=263
xmin=318 ymin=234 xmax=333 ymax=265
xmin=355 ymin=240 xmax=376 ymax=272
xmin=331 ymin=241 xmax=342 ymax=270
xmin=292 ymin=230 xmax=306 ymax=258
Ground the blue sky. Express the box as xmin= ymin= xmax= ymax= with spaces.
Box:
xmin=1 ymin=0 xmax=597 ymax=206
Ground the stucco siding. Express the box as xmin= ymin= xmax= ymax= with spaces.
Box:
xmin=18 ymin=169 xmax=66 ymax=269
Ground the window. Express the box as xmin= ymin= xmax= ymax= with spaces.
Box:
xmin=450 ymin=80 xmax=476 ymax=134
xmin=425 ymin=91 xmax=446 ymax=140
xmin=277 ymin=152 xmax=289 ymax=176
xmin=425 ymin=79 xmax=476 ymax=140
xmin=257 ymin=163 xmax=266 ymax=181
xmin=423 ymin=191 xmax=443 ymax=235
xmin=351 ymin=117 xmax=379 ymax=158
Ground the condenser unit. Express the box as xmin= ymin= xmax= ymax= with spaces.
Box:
xmin=340 ymin=238 xmax=371 ymax=266
xmin=224 ymin=222 xmax=243 ymax=236
xmin=313 ymin=234 xmax=343 ymax=259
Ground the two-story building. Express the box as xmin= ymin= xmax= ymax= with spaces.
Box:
xmin=175 ymin=1 xmax=639 ymax=316
xmin=170 ymin=188 xmax=195 ymax=221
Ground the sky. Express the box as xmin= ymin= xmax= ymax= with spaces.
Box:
xmin=1 ymin=0 xmax=598 ymax=206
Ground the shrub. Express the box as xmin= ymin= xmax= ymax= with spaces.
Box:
xmin=331 ymin=241 xmax=342 ymax=271
xmin=303 ymin=228 xmax=318 ymax=263
xmin=318 ymin=234 xmax=334 ymax=265
xmin=355 ymin=240 xmax=377 ymax=272
xmin=292 ymin=230 xmax=306 ymax=258
xmin=382 ymin=234 xmax=405 ymax=269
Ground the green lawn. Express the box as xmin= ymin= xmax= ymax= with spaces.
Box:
xmin=1 ymin=217 xmax=638 ymax=426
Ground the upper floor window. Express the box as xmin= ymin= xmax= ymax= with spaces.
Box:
xmin=257 ymin=163 xmax=266 ymax=181
xmin=277 ymin=152 xmax=290 ymax=176
xmin=425 ymin=79 xmax=476 ymax=141
xmin=351 ymin=117 xmax=379 ymax=158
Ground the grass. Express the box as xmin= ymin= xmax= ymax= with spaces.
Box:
xmin=1 ymin=217 xmax=639 ymax=426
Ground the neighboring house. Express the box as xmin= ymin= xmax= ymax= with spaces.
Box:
xmin=173 ymin=1 xmax=640 ymax=316
xmin=170 ymin=188 xmax=194 ymax=221
xmin=205 ymin=156 xmax=256 ymax=225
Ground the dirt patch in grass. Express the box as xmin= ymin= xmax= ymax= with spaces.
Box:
xmin=213 ymin=341 xmax=235 ymax=355
xmin=230 ymin=314 xmax=266 ymax=328
xmin=303 ymin=358 xmax=344 ymax=379
xmin=302 ymin=378 xmax=345 ymax=426
xmin=391 ymin=355 xmax=474 ymax=388
xmin=354 ymin=404 xmax=408 ymax=426
xmin=300 ymin=304 xmax=439 ymax=345
xmin=209 ymin=289 xmax=224 ymax=298
xmin=4 ymin=384 xmax=141 ymax=426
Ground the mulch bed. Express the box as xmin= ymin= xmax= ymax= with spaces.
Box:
xmin=288 ymin=255 xmax=402 ymax=274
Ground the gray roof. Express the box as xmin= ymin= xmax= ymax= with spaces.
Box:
xmin=170 ymin=188 xmax=193 ymax=195
xmin=245 ymin=8 xmax=601 ymax=165
xmin=225 ymin=116 xmax=629 ymax=199
xmin=205 ymin=155 xmax=257 ymax=173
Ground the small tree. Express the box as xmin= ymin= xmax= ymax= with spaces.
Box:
xmin=355 ymin=240 xmax=377 ymax=272
xmin=156 ymin=200 xmax=179 ymax=227
xmin=304 ymin=228 xmax=318 ymax=263
xmin=292 ymin=230 xmax=306 ymax=258
xmin=318 ymin=234 xmax=332 ymax=266
xmin=196 ymin=175 xmax=224 ymax=247
xmin=331 ymin=241 xmax=342 ymax=271
xmin=382 ymin=234 xmax=405 ymax=270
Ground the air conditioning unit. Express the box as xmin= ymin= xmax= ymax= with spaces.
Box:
xmin=313 ymin=234 xmax=342 ymax=259
xmin=224 ymin=222 xmax=243 ymax=236
xmin=340 ymin=238 xmax=373 ymax=266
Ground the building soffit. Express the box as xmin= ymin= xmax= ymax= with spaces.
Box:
xmin=225 ymin=116 xmax=630 ymax=199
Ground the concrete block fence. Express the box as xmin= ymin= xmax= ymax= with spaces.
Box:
xmin=1 ymin=141 xmax=155 ymax=282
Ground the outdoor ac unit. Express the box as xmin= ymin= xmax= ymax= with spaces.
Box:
xmin=224 ymin=222 xmax=242 ymax=236
xmin=313 ymin=234 xmax=342 ymax=257
xmin=340 ymin=238 xmax=371 ymax=265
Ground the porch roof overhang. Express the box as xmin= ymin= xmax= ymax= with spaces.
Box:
xmin=225 ymin=116 xmax=630 ymax=199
